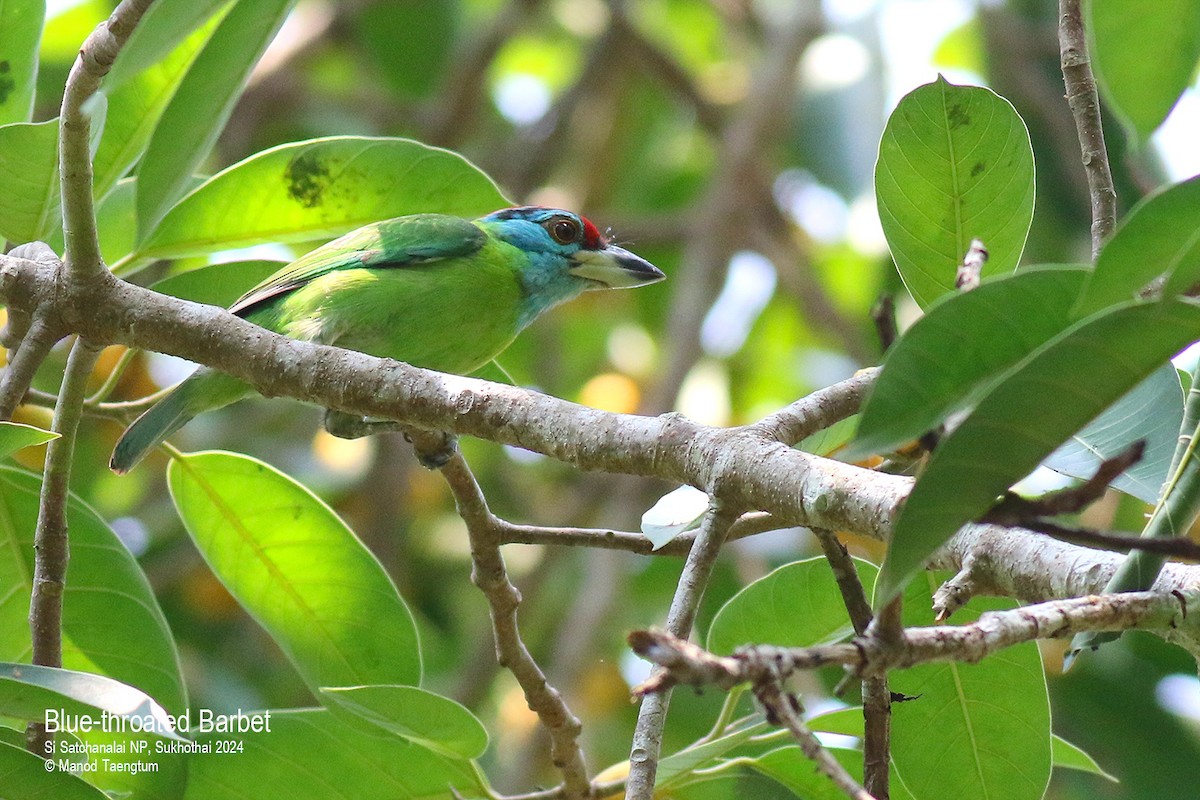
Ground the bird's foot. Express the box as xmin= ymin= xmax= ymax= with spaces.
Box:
xmin=323 ymin=410 xmax=457 ymax=469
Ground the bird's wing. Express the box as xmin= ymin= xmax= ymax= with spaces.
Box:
xmin=228 ymin=214 xmax=487 ymax=317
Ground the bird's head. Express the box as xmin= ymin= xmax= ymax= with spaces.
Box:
xmin=479 ymin=206 xmax=665 ymax=291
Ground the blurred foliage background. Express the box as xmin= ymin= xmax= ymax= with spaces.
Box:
xmin=16 ymin=0 xmax=1200 ymax=796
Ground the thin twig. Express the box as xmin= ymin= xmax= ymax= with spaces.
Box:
xmin=753 ymin=677 xmax=876 ymax=800
xmin=1021 ymin=519 xmax=1200 ymax=561
xmin=1058 ymin=0 xmax=1116 ymax=259
xmin=753 ymin=368 xmax=877 ymax=447
xmin=424 ymin=438 xmax=591 ymax=800
xmin=0 ymin=319 xmax=62 ymax=421
xmin=810 ymin=528 xmax=889 ymax=798
xmin=871 ymin=295 xmax=897 ymax=354
xmin=631 ymin=588 xmax=1192 ymax=691
xmin=625 ymin=501 xmax=739 ymax=800
xmin=26 ymin=338 xmax=102 ymax=755
xmin=498 ymin=511 xmax=784 ymax=555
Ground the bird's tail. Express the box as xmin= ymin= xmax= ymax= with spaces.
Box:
xmin=110 ymin=370 xmax=248 ymax=473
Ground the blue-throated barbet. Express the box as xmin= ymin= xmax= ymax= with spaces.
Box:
xmin=110 ymin=206 xmax=664 ymax=472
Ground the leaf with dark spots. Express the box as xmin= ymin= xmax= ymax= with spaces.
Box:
xmin=946 ymin=102 xmax=970 ymax=129
xmin=286 ymin=152 xmax=332 ymax=208
xmin=970 ymin=161 xmax=985 ymax=177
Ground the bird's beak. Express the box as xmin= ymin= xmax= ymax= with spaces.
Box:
xmin=570 ymin=245 xmax=666 ymax=289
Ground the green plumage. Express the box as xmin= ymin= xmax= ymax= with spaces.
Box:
xmin=111 ymin=207 xmax=663 ymax=473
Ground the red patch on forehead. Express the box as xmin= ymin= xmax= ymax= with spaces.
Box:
xmin=581 ymin=216 xmax=605 ymax=250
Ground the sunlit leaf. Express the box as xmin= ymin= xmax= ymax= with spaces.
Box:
xmin=319 ymin=685 xmax=488 ymax=759
xmin=104 ymin=0 xmax=229 ymax=90
xmin=889 ymin=575 xmax=1051 ymax=800
xmin=1088 ymin=0 xmax=1200 ymax=139
xmin=878 ymin=300 xmax=1200 ymax=603
xmin=150 ymin=259 xmax=284 ymax=309
xmin=1052 ymin=734 xmax=1119 ymax=782
xmin=167 ymin=451 xmax=422 ymax=690
xmin=0 ymin=0 xmax=44 ymax=125
xmin=850 ymin=266 xmax=1089 ymax=459
xmin=875 ymin=76 xmax=1035 ymax=308
xmin=0 ymin=422 xmax=57 ymax=460
xmin=640 ymin=484 xmax=708 ymax=550
xmin=135 ymin=0 xmax=294 ymax=236
xmin=1076 ymin=175 xmax=1200 ymax=315
xmin=1044 ymin=364 xmax=1183 ymax=503
xmin=0 ymin=662 xmax=183 ymax=740
xmin=0 ymin=467 xmax=186 ymax=713
xmin=0 ymin=119 xmax=59 ymax=242
xmin=183 ymin=709 xmax=488 ymax=800
xmin=136 ymin=136 xmax=508 ymax=263
xmin=707 ymin=557 xmax=878 ymax=654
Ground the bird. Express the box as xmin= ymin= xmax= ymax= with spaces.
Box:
xmin=110 ymin=206 xmax=665 ymax=473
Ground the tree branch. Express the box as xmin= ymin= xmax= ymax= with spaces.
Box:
xmin=625 ymin=501 xmax=739 ymax=800
xmin=1058 ymin=0 xmax=1116 ymax=258
xmin=630 ymin=589 xmax=1194 ymax=691
xmin=429 ymin=442 xmax=592 ymax=799
xmin=59 ymin=0 xmax=155 ymax=282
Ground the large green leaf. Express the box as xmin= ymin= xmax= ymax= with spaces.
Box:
xmin=0 ymin=467 xmax=186 ymax=713
xmin=0 ymin=663 xmax=182 ymax=739
xmin=134 ymin=136 xmax=508 ymax=262
xmin=167 ymin=452 xmax=422 ymax=691
xmin=707 ymin=557 xmax=878 ymax=654
xmin=746 ymin=746 xmax=917 ymax=800
xmin=0 ymin=0 xmax=44 ymax=125
xmin=877 ymin=299 xmax=1200 ymax=602
xmin=183 ymin=709 xmax=487 ymax=800
xmin=104 ymin=0 xmax=230 ymax=90
xmin=1087 ymin=0 xmax=1200 ymax=139
xmin=850 ymin=266 xmax=1089 ymax=458
xmin=889 ymin=575 xmax=1051 ymax=800
xmin=136 ymin=0 xmax=294 ymax=237
xmin=1044 ymin=364 xmax=1183 ymax=503
xmin=875 ymin=76 xmax=1035 ymax=308
xmin=0 ymin=740 xmax=109 ymax=799
xmin=92 ymin=12 xmax=220 ymax=202
xmin=1076 ymin=175 xmax=1200 ymax=316
xmin=319 ymin=685 xmax=488 ymax=759
xmin=0 ymin=119 xmax=59 ymax=242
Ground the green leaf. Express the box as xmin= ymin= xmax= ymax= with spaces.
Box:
xmin=135 ymin=136 xmax=508 ymax=262
xmin=656 ymin=720 xmax=770 ymax=788
xmin=0 ymin=422 xmax=57 ymax=460
xmin=877 ymin=299 xmax=1200 ymax=603
xmin=798 ymin=414 xmax=858 ymax=458
xmin=0 ymin=0 xmax=44 ymax=125
xmin=0 ymin=740 xmax=109 ymax=799
xmin=875 ymin=76 xmax=1035 ymax=308
xmin=183 ymin=709 xmax=488 ymax=800
xmin=0 ymin=662 xmax=183 ymax=740
xmin=0 ymin=119 xmax=59 ymax=242
xmin=136 ymin=0 xmax=294 ymax=236
xmin=1076 ymin=175 xmax=1200 ymax=316
xmin=1052 ymin=733 xmax=1119 ymax=782
xmin=747 ymin=746 xmax=917 ymax=800
xmin=1087 ymin=0 xmax=1200 ymax=139
xmin=1044 ymin=364 xmax=1183 ymax=503
xmin=890 ymin=575 xmax=1051 ymax=800
xmin=167 ymin=451 xmax=422 ymax=691
xmin=104 ymin=0 xmax=230 ymax=90
xmin=707 ymin=557 xmax=878 ymax=654
xmin=151 ymin=259 xmax=284 ymax=309
xmin=319 ymin=685 xmax=488 ymax=759
xmin=807 ymin=706 xmax=864 ymax=737
xmin=850 ymin=266 xmax=1089 ymax=458
xmin=91 ymin=12 xmax=220 ymax=203
xmin=0 ymin=467 xmax=186 ymax=713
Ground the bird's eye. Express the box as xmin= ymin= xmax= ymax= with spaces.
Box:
xmin=547 ymin=218 xmax=579 ymax=245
